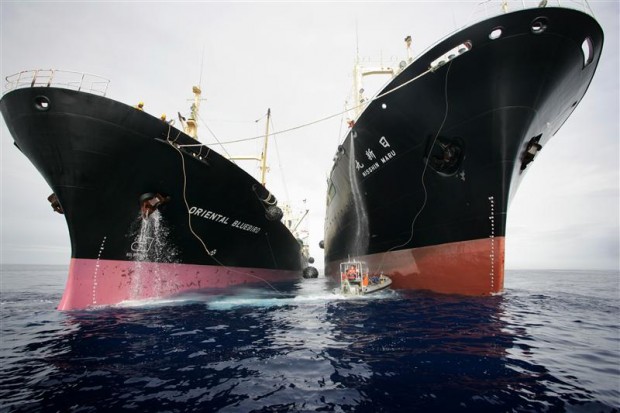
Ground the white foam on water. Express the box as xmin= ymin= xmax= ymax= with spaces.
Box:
xmin=206 ymin=289 xmax=397 ymax=310
xmin=115 ymin=297 xmax=198 ymax=309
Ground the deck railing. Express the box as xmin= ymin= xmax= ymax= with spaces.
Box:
xmin=410 ymin=0 xmax=596 ymax=73
xmin=465 ymin=0 xmax=594 ymax=26
xmin=4 ymin=69 xmax=110 ymax=96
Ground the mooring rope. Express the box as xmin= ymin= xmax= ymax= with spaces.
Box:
xmin=175 ymin=67 xmax=433 ymax=148
xmin=378 ymin=62 xmax=452 ymax=272
xmin=161 ymin=62 xmax=438 ymax=285
xmin=164 ymin=125 xmax=288 ymax=295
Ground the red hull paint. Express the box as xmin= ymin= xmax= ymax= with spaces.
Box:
xmin=58 ymin=258 xmax=300 ymax=310
xmin=327 ymin=237 xmax=505 ymax=296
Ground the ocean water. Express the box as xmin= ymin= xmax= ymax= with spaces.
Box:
xmin=1 ymin=265 xmax=618 ymax=412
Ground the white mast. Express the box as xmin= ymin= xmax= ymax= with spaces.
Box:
xmin=224 ymin=109 xmax=272 ymax=187
xmin=259 ymin=108 xmax=271 ymax=186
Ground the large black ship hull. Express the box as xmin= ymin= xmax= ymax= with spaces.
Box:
xmin=1 ymin=86 xmax=303 ymax=309
xmin=324 ymin=7 xmax=603 ymax=294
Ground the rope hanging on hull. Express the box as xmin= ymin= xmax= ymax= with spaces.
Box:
xmin=163 ymin=125 xmax=292 ymax=295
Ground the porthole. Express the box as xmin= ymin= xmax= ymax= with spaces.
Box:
xmin=489 ymin=27 xmax=503 ymax=40
xmin=34 ymin=95 xmax=50 ymax=111
xmin=531 ymin=17 xmax=548 ymax=34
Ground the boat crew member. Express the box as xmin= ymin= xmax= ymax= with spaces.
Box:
xmin=135 ymin=101 xmax=144 ymax=111
xmin=346 ymin=265 xmax=358 ymax=281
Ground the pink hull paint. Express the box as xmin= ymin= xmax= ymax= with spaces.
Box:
xmin=58 ymin=258 xmax=300 ymax=310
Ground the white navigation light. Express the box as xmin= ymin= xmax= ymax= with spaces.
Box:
xmin=429 ymin=41 xmax=472 ymax=72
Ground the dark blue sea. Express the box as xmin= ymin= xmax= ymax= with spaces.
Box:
xmin=1 ymin=265 xmax=618 ymax=412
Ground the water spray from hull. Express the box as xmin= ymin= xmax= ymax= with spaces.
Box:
xmin=347 ymin=133 xmax=369 ymax=256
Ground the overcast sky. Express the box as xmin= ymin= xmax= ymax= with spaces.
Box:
xmin=1 ymin=1 xmax=618 ymax=272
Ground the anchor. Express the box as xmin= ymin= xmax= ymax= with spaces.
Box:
xmin=139 ymin=193 xmax=170 ymax=219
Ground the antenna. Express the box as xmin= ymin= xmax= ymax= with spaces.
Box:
xmin=259 ymin=108 xmax=271 ymax=186
xmin=199 ymin=45 xmax=205 ymax=89
xmin=355 ymin=20 xmax=360 ymax=63
xmin=352 ymin=20 xmax=362 ymax=117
